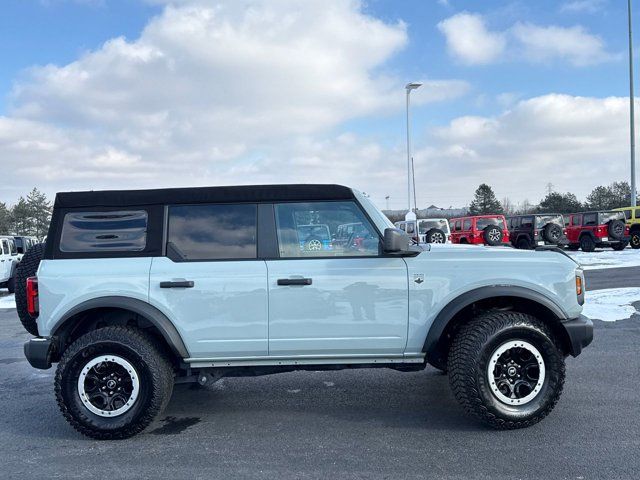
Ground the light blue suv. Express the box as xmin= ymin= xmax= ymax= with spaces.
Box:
xmin=18 ymin=184 xmax=592 ymax=439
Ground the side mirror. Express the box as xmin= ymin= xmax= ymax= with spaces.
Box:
xmin=383 ymin=228 xmax=411 ymax=253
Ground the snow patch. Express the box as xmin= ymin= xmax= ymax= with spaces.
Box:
xmin=566 ymin=248 xmax=640 ymax=270
xmin=582 ymin=287 xmax=640 ymax=322
xmin=0 ymin=294 xmax=16 ymax=309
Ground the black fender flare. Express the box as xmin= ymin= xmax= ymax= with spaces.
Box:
xmin=515 ymin=234 xmax=532 ymax=246
xmin=422 ymin=286 xmax=568 ymax=362
xmin=52 ymin=296 xmax=189 ymax=358
xmin=578 ymin=230 xmax=596 ymax=242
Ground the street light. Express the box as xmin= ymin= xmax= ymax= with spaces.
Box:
xmin=629 ymin=0 xmax=637 ymax=207
xmin=405 ymin=82 xmax=422 ymax=221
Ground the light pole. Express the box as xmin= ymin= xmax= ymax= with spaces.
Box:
xmin=629 ymin=0 xmax=637 ymax=206
xmin=405 ymin=82 xmax=422 ymax=220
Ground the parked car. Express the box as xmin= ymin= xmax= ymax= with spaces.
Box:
xmin=296 ymin=224 xmax=332 ymax=252
xmin=508 ymin=214 xmax=567 ymax=250
xmin=13 ymin=236 xmax=38 ymax=262
xmin=565 ymin=211 xmax=629 ymax=251
xmin=19 ymin=184 xmax=591 ymax=439
xmin=0 ymin=236 xmax=18 ymax=293
xmin=394 ymin=218 xmax=451 ymax=244
xmin=333 ymin=222 xmax=379 ymax=251
xmin=449 ymin=215 xmax=510 ymax=246
xmin=613 ymin=206 xmax=640 ymax=249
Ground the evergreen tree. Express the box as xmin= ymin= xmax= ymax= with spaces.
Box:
xmin=0 ymin=202 xmax=10 ymax=235
xmin=537 ymin=192 xmax=582 ymax=214
xmin=26 ymin=187 xmax=52 ymax=239
xmin=468 ymin=184 xmax=503 ymax=215
xmin=10 ymin=197 xmax=31 ymax=236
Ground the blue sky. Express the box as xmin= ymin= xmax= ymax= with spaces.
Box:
xmin=0 ymin=0 xmax=637 ymax=209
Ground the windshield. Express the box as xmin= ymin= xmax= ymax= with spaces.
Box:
xmin=535 ymin=215 xmax=563 ymax=229
xmin=599 ymin=212 xmax=625 ymax=223
xmin=418 ymin=219 xmax=449 ymax=234
xmin=476 ymin=217 xmax=506 ymax=230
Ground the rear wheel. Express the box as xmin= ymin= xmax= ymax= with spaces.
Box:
xmin=55 ymin=326 xmax=174 ymax=439
xmin=448 ymin=311 xmax=565 ymax=429
xmin=516 ymin=237 xmax=532 ymax=250
xmin=580 ymin=235 xmax=596 ymax=252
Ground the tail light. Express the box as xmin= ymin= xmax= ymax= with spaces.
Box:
xmin=563 ymin=229 xmax=567 ymax=235
xmin=26 ymin=277 xmax=39 ymax=317
xmin=534 ymin=230 xmax=539 ymax=236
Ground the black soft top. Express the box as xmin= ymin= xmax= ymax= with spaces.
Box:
xmin=54 ymin=184 xmax=354 ymax=208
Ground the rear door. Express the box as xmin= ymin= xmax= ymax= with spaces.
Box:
xmin=266 ymin=201 xmax=409 ymax=357
xmin=0 ymin=239 xmax=10 ymax=281
xmin=149 ymin=203 xmax=268 ymax=359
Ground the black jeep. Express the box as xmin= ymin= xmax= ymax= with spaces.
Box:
xmin=508 ymin=214 xmax=567 ymax=250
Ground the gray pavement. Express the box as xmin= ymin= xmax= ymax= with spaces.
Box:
xmin=585 ymin=266 xmax=640 ymax=290
xmin=0 ymin=300 xmax=638 ymax=479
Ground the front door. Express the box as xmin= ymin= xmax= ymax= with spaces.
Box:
xmin=0 ymin=239 xmax=11 ymax=281
xmin=266 ymin=201 xmax=409 ymax=357
xmin=149 ymin=203 xmax=268 ymax=359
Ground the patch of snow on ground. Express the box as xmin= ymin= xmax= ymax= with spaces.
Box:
xmin=566 ymin=248 xmax=640 ymax=270
xmin=0 ymin=294 xmax=15 ymax=309
xmin=582 ymin=287 xmax=640 ymax=321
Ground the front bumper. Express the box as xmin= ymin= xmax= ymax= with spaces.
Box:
xmin=562 ymin=315 xmax=593 ymax=357
xmin=24 ymin=337 xmax=55 ymax=370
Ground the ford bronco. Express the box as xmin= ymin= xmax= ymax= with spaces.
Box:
xmin=18 ymin=184 xmax=592 ymax=439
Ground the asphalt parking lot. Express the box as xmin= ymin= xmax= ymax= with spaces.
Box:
xmin=0 ymin=293 xmax=638 ymax=479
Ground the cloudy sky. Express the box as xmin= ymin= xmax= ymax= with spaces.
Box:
xmin=0 ymin=0 xmax=636 ymax=209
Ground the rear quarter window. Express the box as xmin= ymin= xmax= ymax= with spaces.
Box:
xmin=60 ymin=211 xmax=148 ymax=252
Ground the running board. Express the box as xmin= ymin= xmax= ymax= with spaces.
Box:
xmin=186 ymin=354 xmax=426 ymax=369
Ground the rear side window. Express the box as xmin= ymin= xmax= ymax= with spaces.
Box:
xmin=168 ymin=204 xmax=257 ymax=260
xmin=520 ymin=216 xmax=533 ymax=228
xmin=455 ymin=220 xmax=462 ymax=231
xmin=60 ymin=211 xmax=148 ymax=252
xmin=0 ymin=239 xmax=7 ymax=255
xmin=476 ymin=217 xmax=506 ymax=230
xmin=623 ymin=209 xmax=632 ymax=220
xmin=583 ymin=213 xmax=597 ymax=226
xmin=463 ymin=219 xmax=472 ymax=230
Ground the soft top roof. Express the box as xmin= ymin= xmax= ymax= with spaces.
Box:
xmin=54 ymin=184 xmax=354 ymax=208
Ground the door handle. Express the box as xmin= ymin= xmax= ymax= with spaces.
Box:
xmin=277 ymin=278 xmax=312 ymax=286
xmin=160 ymin=280 xmax=194 ymax=288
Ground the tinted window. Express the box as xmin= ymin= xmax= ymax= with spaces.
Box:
xmin=14 ymin=238 xmax=24 ymax=253
xmin=275 ymin=201 xmax=379 ymax=257
xmin=571 ymin=215 xmax=582 ymax=226
xmin=455 ymin=220 xmax=462 ymax=231
xmin=9 ymin=239 xmax=16 ymax=255
xmin=476 ymin=217 xmax=506 ymax=229
xmin=60 ymin=211 xmax=148 ymax=252
xmin=0 ymin=240 xmax=7 ymax=255
xmin=599 ymin=211 xmax=625 ymax=224
xmin=623 ymin=209 xmax=632 ymax=220
xmin=419 ymin=219 xmax=449 ymax=233
xmin=405 ymin=222 xmax=415 ymax=234
xmin=168 ymin=204 xmax=257 ymax=260
xmin=520 ymin=216 xmax=534 ymax=229
xmin=463 ymin=219 xmax=472 ymax=230
xmin=583 ymin=213 xmax=597 ymax=226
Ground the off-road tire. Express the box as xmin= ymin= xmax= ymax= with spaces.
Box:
xmin=630 ymin=231 xmax=640 ymax=249
xmin=543 ymin=223 xmax=563 ymax=244
xmin=15 ymin=243 xmax=45 ymax=336
xmin=304 ymin=237 xmax=323 ymax=251
xmin=567 ymin=244 xmax=579 ymax=251
xmin=7 ymin=275 xmax=15 ymax=294
xmin=483 ymin=225 xmax=503 ymax=246
xmin=580 ymin=235 xmax=596 ymax=252
xmin=55 ymin=326 xmax=174 ymax=440
xmin=516 ymin=237 xmax=532 ymax=250
xmin=608 ymin=220 xmax=625 ymax=240
xmin=611 ymin=241 xmax=627 ymax=251
xmin=425 ymin=228 xmax=446 ymax=244
xmin=448 ymin=311 xmax=565 ymax=429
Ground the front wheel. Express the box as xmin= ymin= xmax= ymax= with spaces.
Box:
xmin=55 ymin=326 xmax=174 ymax=439
xmin=630 ymin=232 xmax=640 ymax=249
xmin=448 ymin=311 xmax=565 ymax=429
xmin=580 ymin=235 xmax=596 ymax=252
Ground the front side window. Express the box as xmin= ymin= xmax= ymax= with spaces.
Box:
xmin=463 ymin=219 xmax=472 ymax=230
xmin=455 ymin=220 xmax=462 ymax=231
xmin=275 ymin=201 xmax=379 ymax=257
xmin=0 ymin=240 xmax=7 ymax=255
xmin=60 ymin=211 xmax=148 ymax=252
xmin=405 ymin=222 xmax=415 ymax=234
xmin=168 ymin=204 xmax=257 ymax=260
xmin=9 ymin=239 xmax=16 ymax=255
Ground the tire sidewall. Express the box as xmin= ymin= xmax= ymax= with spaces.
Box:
xmin=425 ymin=228 xmax=446 ymax=244
xmin=483 ymin=226 xmax=502 ymax=246
xmin=58 ymin=340 xmax=156 ymax=435
xmin=631 ymin=232 xmax=640 ymax=249
xmin=543 ymin=223 xmax=562 ymax=244
xmin=474 ymin=326 xmax=563 ymax=421
xmin=580 ymin=235 xmax=595 ymax=252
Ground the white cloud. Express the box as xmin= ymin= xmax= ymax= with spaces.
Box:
xmin=511 ymin=23 xmax=614 ymax=66
xmin=1 ymin=0 xmax=469 ymax=203
xmin=437 ymin=12 xmax=615 ymax=67
xmin=409 ymin=94 xmax=634 ymax=207
xmin=437 ymin=12 xmax=506 ymax=65
xmin=560 ymin=0 xmax=607 ymax=14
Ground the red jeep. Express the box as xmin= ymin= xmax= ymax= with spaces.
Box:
xmin=449 ymin=215 xmax=510 ymax=246
xmin=565 ymin=211 xmax=629 ymax=251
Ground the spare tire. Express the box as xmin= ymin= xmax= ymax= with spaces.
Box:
xmin=608 ymin=220 xmax=625 ymax=240
xmin=15 ymin=243 xmax=45 ymax=336
xmin=425 ymin=228 xmax=446 ymax=244
xmin=543 ymin=223 xmax=563 ymax=244
xmin=483 ymin=225 xmax=503 ymax=246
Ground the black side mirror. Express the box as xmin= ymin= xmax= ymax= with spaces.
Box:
xmin=383 ymin=228 xmax=411 ymax=253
